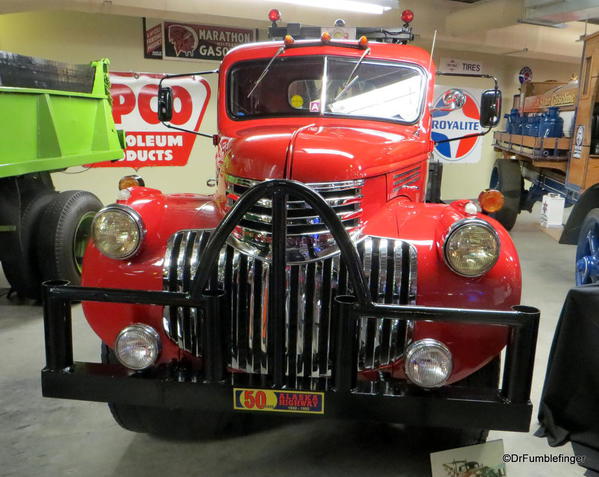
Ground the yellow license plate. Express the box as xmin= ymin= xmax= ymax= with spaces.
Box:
xmin=233 ymin=388 xmax=324 ymax=414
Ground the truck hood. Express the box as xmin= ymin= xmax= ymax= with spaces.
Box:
xmin=224 ymin=123 xmax=429 ymax=182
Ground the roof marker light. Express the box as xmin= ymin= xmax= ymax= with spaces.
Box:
xmin=401 ymin=9 xmax=414 ymax=24
xmin=268 ymin=9 xmax=281 ymax=23
xmin=321 ymin=31 xmax=332 ymax=44
xmin=284 ymin=34 xmax=295 ymax=46
xmin=358 ymin=35 xmax=369 ymax=48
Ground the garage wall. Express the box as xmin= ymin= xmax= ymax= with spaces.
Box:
xmin=0 ymin=9 xmax=580 ymax=204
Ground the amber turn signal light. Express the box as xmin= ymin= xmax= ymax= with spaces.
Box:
xmin=118 ymin=174 xmax=145 ymax=190
xmin=284 ymin=34 xmax=295 ymax=46
xmin=478 ymin=189 xmax=504 ymax=213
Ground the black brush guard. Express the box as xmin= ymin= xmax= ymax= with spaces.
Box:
xmin=41 ymin=180 xmax=540 ymax=431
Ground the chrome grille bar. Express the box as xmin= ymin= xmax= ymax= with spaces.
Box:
xmin=163 ymin=231 xmax=417 ymax=385
xmin=225 ymin=174 xmax=363 ymax=233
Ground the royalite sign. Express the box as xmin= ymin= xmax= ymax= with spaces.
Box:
xmin=431 ymin=86 xmax=484 ymax=164
xmin=90 ymin=72 xmax=211 ymax=168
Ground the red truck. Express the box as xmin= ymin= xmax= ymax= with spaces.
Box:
xmin=41 ymin=14 xmax=539 ymax=445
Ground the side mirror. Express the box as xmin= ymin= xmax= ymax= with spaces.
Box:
xmin=157 ymin=86 xmax=173 ymax=122
xmin=480 ymin=89 xmax=502 ymax=127
xmin=431 ymin=88 xmax=466 ymax=113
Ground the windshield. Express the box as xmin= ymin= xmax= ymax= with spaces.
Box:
xmin=228 ymin=55 xmax=426 ymax=124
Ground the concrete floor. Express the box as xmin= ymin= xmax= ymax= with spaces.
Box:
xmin=0 ymin=205 xmax=585 ymax=477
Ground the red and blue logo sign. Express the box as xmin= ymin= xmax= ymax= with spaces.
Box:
xmin=431 ymin=90 xmax=481 ymax=162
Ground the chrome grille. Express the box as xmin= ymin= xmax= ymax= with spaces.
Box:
xmin=163 ymin=231 xmax=417 ymax=386
xmin=224 ymin=175 xmax=364 ymax=262
xmin=391 ymin=165 xmax=421 ymax=195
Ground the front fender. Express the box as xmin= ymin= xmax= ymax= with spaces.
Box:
xmin=81 ymin=187 xmax=221 ymax=362
xmin=365 ymin=198 xmax=521 ymax=383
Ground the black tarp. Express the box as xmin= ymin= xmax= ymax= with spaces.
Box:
xmin=0 ymin=51 xmax=94 ymax=93
xmin=536 ymin=285 xmax=599 ymax=477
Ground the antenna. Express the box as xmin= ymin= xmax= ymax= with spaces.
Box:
xmin=428 ymin=29 xmax=437 ymax=71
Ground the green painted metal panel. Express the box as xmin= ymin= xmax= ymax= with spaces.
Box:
xmin=0 ymin=55 xmax=125 ymax=178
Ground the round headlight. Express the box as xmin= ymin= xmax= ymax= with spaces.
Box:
xmin=444 ymin=219 xmax=499 ymax=277
xmin=405 ymin=339 xmax=452 ymax=388
xmin=92 ymin=205 xmax=144 ymax=259
xmin=114 ymin=324 xmax=161 ymax=370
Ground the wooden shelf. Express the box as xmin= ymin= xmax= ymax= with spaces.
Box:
xmin=494 ymin=132 xmax=571 ymax=151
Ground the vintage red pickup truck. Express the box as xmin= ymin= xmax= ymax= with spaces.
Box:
xmin=41 ymin=14 xmax=540 ymax=445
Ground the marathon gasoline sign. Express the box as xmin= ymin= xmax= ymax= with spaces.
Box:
xmin=90 ymin=72 xmax=211 ymax=168
xmin=164 ymin=22 xmax=254 ymax=61
xmin=431 ymin=86 xmax=483 ymax=164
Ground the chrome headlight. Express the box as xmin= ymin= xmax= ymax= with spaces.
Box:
xmin=92 ymin=204 xmax=144 ymax=259
xmin=405 ymin=339 xmax=453 ymax=388
xmin=444 ymin=219 xmax=499 ymax=277
xmin=114 ymin=324 xmax=160 ymax=370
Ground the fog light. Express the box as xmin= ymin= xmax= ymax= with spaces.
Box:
xmin=405 ymin=339 xmax=452 ymax=388
xmin=114 ymin=324 xmax=160 ymax=370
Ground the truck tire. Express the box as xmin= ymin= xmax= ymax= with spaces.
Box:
xmin=37 ymin=190 xmax=102 ymax=285
xmin=101 ymin=344 xmax=247 ymax=440
xmin=489 ymin=159 xmax=522 ymax=231
xmin=409 ymin=357 xmax=500 ymax=450
xmin=575 ymin=208 xmax=599 ymax=285
xmin=2 ymin=190 xmax=58 ymax=299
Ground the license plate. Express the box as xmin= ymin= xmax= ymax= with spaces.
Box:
xmin=233 ymin=388 xmax=324 ymax=415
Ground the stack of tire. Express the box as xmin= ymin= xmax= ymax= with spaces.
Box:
xmin=2 ymin=189 xmax=102 ymax=300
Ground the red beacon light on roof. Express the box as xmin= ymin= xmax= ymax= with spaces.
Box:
xmin=268 ymin=9 xmax=281 ymax=25
xmin=401 ymin=9 xmax=414 ymax=24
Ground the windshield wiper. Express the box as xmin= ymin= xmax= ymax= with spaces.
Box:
xmin=247 ymin=46 xmax=285 ymax=98
xmin=333 ymin=47 xmax=371 ymax=102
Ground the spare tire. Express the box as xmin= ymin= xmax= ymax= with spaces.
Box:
xmin=2 ymin=190 xmax=58 ymax=299
xmin=37 ymin=190 xmax=102 ymax=285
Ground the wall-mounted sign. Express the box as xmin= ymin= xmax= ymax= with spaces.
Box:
xmin=144 ymin=22 xmax=163 ymax=60
xmin=164 ymin=22 xmax=254 ymax=61
xmin=440 ymin=58 xmax=483 ymax=75
xmin=519 ymin=66 xmax=533 ymax=84
xmin=431 ymin=86 xmax=483 ymax=164
xmin=90 ymin=72 xmax=211 ymax=169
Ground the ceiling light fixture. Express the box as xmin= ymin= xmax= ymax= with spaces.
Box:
xmin=268 ymin=0 xmax=392 ymax=15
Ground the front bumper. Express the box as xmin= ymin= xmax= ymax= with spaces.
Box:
xmin=41 ymin=180 xmax=540 ymax=432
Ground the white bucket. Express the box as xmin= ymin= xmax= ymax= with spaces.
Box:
xmin=540 ymin=193 xmax=565 ymax=228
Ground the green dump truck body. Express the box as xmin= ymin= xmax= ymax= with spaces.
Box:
xmin=0 ymin=52 xmax=125 ymax=178
xmin=0 ymin=51 xmax=125 ymax=300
